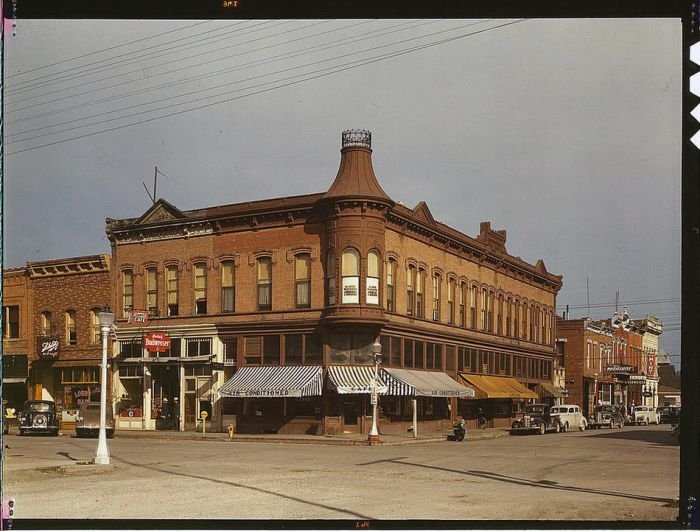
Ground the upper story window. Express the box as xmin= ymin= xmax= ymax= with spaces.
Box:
xmin=3 ymin=306 xmax=19 ymax=339
xmin=326 ymin=251 xmax=336 ymax=305
xmin=257 ymin=257 xmax=272 ymax=311
xmin=506 ymin=297 xmax=512 ymax=337
xmin=529 ymin=303 xmax=535 ymax=341
xmin=497 ymin=294 xmax=504 ymax=335
xmin=447 ymin=278 xmax=455 ymax=325
xmin=65 ymin=310 xmax=77 ymax=345
xmin=91 ymin=308 xmax=101 ymax=344
xmin=512 ymin=300 xmax=519 ymax=339
xmin=194 ymin=264 xmax=208 ymax=315
xmin=541 ymin=308 xmax=547 ymax=344
xmin=366 ymin=250 xmax=380 ymax=305
xmin=415 ymin=269 xmax=425 ymax=318
xmin=41 ymin=311 xmax=52 ymax=336
xmin=521 ymin=301 xmax=528 ymax=339
xmin=386 ymin=259 xmax=396 ymax=312
xmin=487 ymin=291 xmax=495 ymax=333
xmin=341 ymin=248 xmax=360 ymax=304
xmin=295 ymin=253 xmax=311 ymax=309
xmin=146 ymin=268 xmax=158 ymax=316
xmin=122 ymin=270 xmax=134 ymax=318
xmin=586 ymin=340 xmax=591 ymax=369
xmin=406 ymin=264 xmax=416 ymax=316
xmin=221 ymin=260 xmax=235 ymax=313
xmin=459 ymin=282 xmax=466 ymax=327
xmin=480 ymin=288 xmax=487 ymax=331
xmin=166 ymin=266 xmax=179 ymax=316
xmin=470 ymin=285 xmax=477 ymax=329
xmin=432 ymin=273 xmax=441 ymax=321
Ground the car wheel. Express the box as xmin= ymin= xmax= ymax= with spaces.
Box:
xmin=609 ymin=419 xmax=614 ymax=429
xmin=579 ymin=421 xmax=586 ymax=432
xmin=538 ymin=423 xmax=546 ymax=435
xmin=561 ymin=422 xmax=568 ymax=433
xmin=555 ymin=423 xmax=561 ymax=433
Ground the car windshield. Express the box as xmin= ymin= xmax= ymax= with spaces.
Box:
xmin=525 ymin=405 xmax=545 ymax=414
xmin=27 ymin=402 xmax=52 ymax=412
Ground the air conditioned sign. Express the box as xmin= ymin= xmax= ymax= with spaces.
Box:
xmin=144 ymin=333 xmax=171 ymax=353
xmin=37 ymin=336 xmax=59 ymax=359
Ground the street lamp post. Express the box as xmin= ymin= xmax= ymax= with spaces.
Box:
xmin=95 ymin=307 xmax=115 ymax=465
xmin=368 ymin=339 xmax=382 ymax=445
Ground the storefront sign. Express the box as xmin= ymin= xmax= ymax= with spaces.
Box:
xmin=628 ymin=375 xmax=646 ymax=383
xmin=144 ymin=333 xmax=171 ymax=353
xmin=37 ymin=336 xmax=60 ymax=359
xmin=342 ymin=277 xmax=359 ymax=304
xmin=647 ymin=356 xmax=656 ymax=378
xmin=366 ymin=277 xmax=379 ymax=305
xmin=604 ymin=364 xmax=636 ymax=374
xmin=128 ymin=310 xmax=151 ymax=326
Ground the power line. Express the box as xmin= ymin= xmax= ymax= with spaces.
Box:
xmin=557 ymin=297 xmax=680 ymax=311
xmin=7 ymin=19 xmax=521 ymax=154
xmin=8 ymin=19 xmax=445 ymax=135
xmin=6 ymin=20 xmax=214 ymax=80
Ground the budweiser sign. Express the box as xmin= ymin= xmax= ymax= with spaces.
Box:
xmin=144 ymin=333 xmax=171 ymax=353
xmin=38 ymin=336 xmax=60 ymax=359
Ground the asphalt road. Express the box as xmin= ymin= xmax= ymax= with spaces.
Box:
xmin=2 ymin=424 xmax=679 ymax=522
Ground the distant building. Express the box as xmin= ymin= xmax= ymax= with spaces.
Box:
xmin=105 ymin=130 xmax=563 ymax=434
xmin=2 ymin=268 xmax=32 ymax=411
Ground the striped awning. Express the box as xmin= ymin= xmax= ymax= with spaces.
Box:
xmin=219 ymin=365 xmax=323 ymax=398
xmin=381 ymin=368 xmax=475 ymax=398
xmin=327 ymin=366 xmax=389 ymax=394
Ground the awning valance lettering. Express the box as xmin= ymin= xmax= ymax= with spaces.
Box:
xmin=3 ymin=377 xmax=27 ymax=384
xmin=327 ymin=366 xmax=388 ymax=394
xmin=382 ymin=368 xmax=475 ymax=398
xmin=219 ymin=365 xmax=323 ymax=398
xmin=459 ymin=374 xmax=537 ymax=399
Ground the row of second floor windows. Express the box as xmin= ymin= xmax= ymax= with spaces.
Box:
xmin=37 ymin=309 xmax=104 ymax=346
xmin=120 ymin=251 xmax=554 ymax=346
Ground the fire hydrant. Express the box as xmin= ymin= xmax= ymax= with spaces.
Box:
xmin=227 ymin=424 xmax=234 ymax=439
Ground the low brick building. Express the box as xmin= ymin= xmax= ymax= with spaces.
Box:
xmin=105 ymin=130 xmax=563 ymax=435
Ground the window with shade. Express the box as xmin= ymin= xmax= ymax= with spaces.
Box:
xmin=416 ymin=269 xmax=425 ymax=318
xmin=341 ymin=249 xmax=360 ymax=304
xmin=481 ymin=288 xmax=487 ymax=331
xmin=386 ymin=259 xmax=396 ymax=312
xmin=166 ymin=266 xmax=179 ymax=316
xmin=447 ymin=278 xmax=455 ymax=325
xmin=432 ymin=273 xmax=441 ymax=321
xmin=487 ymin=291 xmax=495 ymax=333
xmin=122 ymin=270 xmax=133 ymax=318
xmin=406 ymin=265 xmax=415 ymax=316
xmin=295 ymin=253 xmax=311 ymax=309
xmin=65 ymin=310 xmax=76 ymax=345
xmin=366 ymin=250 xmax=380 ymax=305
xmin=4 ymin=306 xmax=19 ymax=339
xmin=512 ymin=300 xmax=518 ymax=339
xmin=146 ymin=268 xmax=158 ymax=316
xmin=326 ymin=251 xmax=336 ymax=305
xmin=41 ymin=311 xmax=52 ymax=336
xmin=506 ymin=298 xmax=512 ymax=337
xmin=91 ymin=309 xmax=101 ymax=344
xmin=221 ymin=260 xmax=235 ymax=313
xmin=497 ymin=294 xmax=504 ymax=335
xmin=459 ymin=282 xmax=466 ymax=327
xmin=470 ymin=285 xmax=477 ymax=329
xmin=257 ymin=257 xmax=272 ymax=311
xmin=194 ymin=264 xmax=207 ymax=315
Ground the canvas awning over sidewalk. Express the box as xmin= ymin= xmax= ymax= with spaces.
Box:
xmin=382 ymin=368 xmax=475 ymax=397
xmin=219 ymin=365 xmax=323 ymax=398
xmin=459 ymin=374 xmax=537 ymax=399
xmin=327 ymin=366 xmax=389 ymax=394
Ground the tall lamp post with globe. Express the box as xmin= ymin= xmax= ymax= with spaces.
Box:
xmin=368 ymin=339 xmax=382 ymax=445
xmin=95 ymin=307 xmax=115 ymax=465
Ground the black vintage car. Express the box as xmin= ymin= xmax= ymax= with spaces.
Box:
xmin=587 ymin=404 xmax=624 ymax=429
xmin=510 ymin=404 xmax=561 ymax=435
xmin=18 ymin=400 xmax=59 ymax=436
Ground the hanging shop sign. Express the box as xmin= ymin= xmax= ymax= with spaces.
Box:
xmin=646 ymin=356 xmax=656 ymax=378
xmin=144 ymin=332 xmax=171 ymax=353
xmin=37 ymin=336 xmax=60 ymax=359
xmin=604 ymin=364 xmax=636 ymax=374
xmin=127 ymin=310 xmax=151 ymax=326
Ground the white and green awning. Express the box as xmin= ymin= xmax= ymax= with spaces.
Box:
xmin=219 ymin=365 xmax=323 ymax=398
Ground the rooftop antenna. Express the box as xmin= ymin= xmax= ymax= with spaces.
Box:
xmin=142 ymin=166 xmax=158 ymax=204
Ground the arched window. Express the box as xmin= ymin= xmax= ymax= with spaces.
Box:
xmin=194 ymin=263 xmax=208 ymax=315
xmin=497 ymin=294 xmax=504 ymax=335
xmin=470 ymin=285 xmax=478 ymax=329
xmin=513 ymin=299 xmax=519 ymax=339
xmin=91 ymin=309 xmax=101 ymax=344
xmin=406 ymin=264 xmax=416 ymax=315
xmin=41 ymin=311 xmax=52 ymax=336
xmin=326 ymin=251 xmax=336 ymax=305
xmin=432 ymin=273 xmax=441 ymax=321
xmin=506 ymin=297 xmax=512 ymax=337
xmin=366 ymin=250 xmax=381 ymax=305
xmin=541 ymin=307 xmax=546 ymax=344
xmin=257 ymin=257 xmax=272 ymax=311
xmin=586 ymin=341 xmax=591 ymax=369
xmin=341 ymin=248 xmax=360 ymax=304
xmin=385 ymin=259 xmax=396 ymax=312
xmin=122 ymin=269 xmax=133 ymax=318
xmin=166 ymin=265 xmax=179 ymax=316
xmin=65 ymin=310 xmax=76 ymax=345
xmin=481 ymin=288 xmax=488 ymax=331
xmin=459 ymin=282 xmax=467 ymax=327
xmin=529 ymin=303 xmax=535 ymax=341
xmin=146 ymin=267 xmax=158 ymax=316
xmin=295 ymin=253 xmax=311 ymax=309
xmin=447 ymin=278 xmax=456 ymax=325
xmin=416 ymin=269 xmax=425 ymax=318
xmin=221 ymin=260 xmax=235 ymax=312
xmin=488 ymin=291 xmax=495 ymax=333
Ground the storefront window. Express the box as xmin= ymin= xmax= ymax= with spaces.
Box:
xmin=286 ymin=335 xmax=303 ymax=364
xmin=329 ymin=333 xmax=374 ymax=365
xmin=120 ymin=339 xmax=143 ymax=358
xmin=305 ymin=334 xmax=323 ymax=365
xmin=445 ymin=345 xmax=455 ymax=372
xmin=186 ymin=337 xmax=211 ymax=357
xmin=415 ymin=341 xmax=425 ymax=369
xmin=404 ymin=339 xmax=414 ymax=368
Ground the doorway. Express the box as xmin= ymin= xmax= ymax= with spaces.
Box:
xmin=341 ymin=396 xmax=363 ymax=434
xmin=150 ymin=364 xmax=180 ymax=430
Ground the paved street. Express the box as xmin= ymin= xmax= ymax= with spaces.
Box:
xmin=3 ymin=424 xmax=679 ymax=522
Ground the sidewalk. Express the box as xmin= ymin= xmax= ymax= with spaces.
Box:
xmin=60 ymin=426 xmax=510 ymax=446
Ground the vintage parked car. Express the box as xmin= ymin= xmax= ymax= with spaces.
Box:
xmin=657 ymin=406 xmax=680 ymax=424
xmin=76 ymin=402 xmax=115 ymax=438
xmin=18 ymin=400 xmax=59 ymax=436
xmin=510 ymin=403 xmax=561 ymax=435
xmin=550 ymin=404 xmax=587 ymax=432
xmin=587 ymin=404 xmax=624 ymax=429
xmin=629 ymin=405 xmax=659 ymax=425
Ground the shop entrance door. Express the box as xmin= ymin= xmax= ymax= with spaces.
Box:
xmin=341 ymin=396 xmax=362 ymax=434
xmin=150 ymin=364 xmax=179 ymax=430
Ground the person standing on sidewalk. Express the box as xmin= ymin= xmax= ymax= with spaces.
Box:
xmin=172 ymin=397 xmax=180 ymax=431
